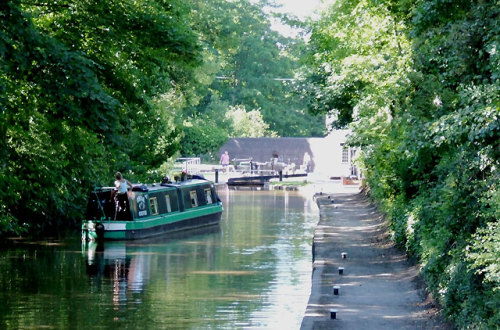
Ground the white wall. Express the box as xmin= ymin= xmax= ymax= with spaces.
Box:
xmin=308 ymin=130 xmax=354 ymax=177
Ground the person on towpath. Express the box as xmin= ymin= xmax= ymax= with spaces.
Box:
xmin=220 ymin=151 xmax=230 ymax=172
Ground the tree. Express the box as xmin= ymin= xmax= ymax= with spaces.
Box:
xmin=0 ymin=0 xmax=200 ymax=234
xmin=187 ymin=0 xmax=326 ymax=139
xmin=225 ymin=105 xmax=274 ymax=137
xmin=303 ymin=0 xmax=499 ymax=327
xmin=1 ymin=0 xmax=325 ymax=236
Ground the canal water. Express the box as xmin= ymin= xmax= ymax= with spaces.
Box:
xmin=0 ymin=188 xmax=318 ymax=329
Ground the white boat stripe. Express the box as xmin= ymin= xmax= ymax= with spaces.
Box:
xmin=104 ymin=223 xmax=126 ymax=231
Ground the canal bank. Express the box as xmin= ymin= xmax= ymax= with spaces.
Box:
xmin=301 ymin=191 xmax=449 ymax=329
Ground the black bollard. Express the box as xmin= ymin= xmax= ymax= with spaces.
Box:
xmin=279 ymin=170 xmax=283 ymax=182
xmin=330 ymin=309 xmax=338 ymax=319
xmin=333 ymin=286 xmax=340 ymax=295
xmin=215 ymin=169 xmax=219 ymax=183
xmin=312 ymin=242 xmax=315 ymax=262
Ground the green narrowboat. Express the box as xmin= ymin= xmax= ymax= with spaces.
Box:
xmin=82 ymin=177 xmax=223 ymax=241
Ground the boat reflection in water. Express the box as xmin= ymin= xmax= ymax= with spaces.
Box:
xmin=83 ymin=225 xmax=221 ymax=308
xmin=77 ymin=189 xmax=314 ymax=328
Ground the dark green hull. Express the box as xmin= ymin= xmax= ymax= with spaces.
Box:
xmin=82 ymin=203 xmax=223 ymax=240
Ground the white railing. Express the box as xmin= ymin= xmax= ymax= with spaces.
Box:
xmin=174 ymin=157 xmax=201 ymax=174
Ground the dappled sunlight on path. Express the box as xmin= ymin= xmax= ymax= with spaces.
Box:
xmin=301 ymin=193 xmax=447 ymax=329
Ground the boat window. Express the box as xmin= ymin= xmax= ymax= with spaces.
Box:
xmin=165 ymin=195 xmax=172 ymax=213
xmin=150 ymin=197 xmax=159 ymax=215
xmin=204 ymin=188 xmax=213 ymax=204
xmin=190 ymin=190 xmax=198 ymax=207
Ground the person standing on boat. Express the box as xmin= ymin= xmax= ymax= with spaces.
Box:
xmin=220 ymin=151 xmax=230 ymax=173
xmin=115 ymin=171 xmax=133 ymax=193
xmin=113 ymin=172 xmax=133 ymax=217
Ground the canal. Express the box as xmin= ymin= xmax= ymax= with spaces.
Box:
xmin=0 ymin=188 xmax=318 ymax=329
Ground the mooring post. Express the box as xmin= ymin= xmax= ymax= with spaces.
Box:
xmin=215 ymin=169 xmax=219 ymax=183
xmin=333 ymin=286 xmax=340 ymax=295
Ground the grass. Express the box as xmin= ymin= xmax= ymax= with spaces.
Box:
xmin=269 ymin=180 xmax=309 ymax=187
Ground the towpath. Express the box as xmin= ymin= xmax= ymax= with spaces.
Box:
xmin=301 ymin=192 xmax=447 ymax=329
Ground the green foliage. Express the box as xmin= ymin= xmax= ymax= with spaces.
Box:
xmin=0 ymin=0 xmax=200 ymax=235
xmin=467 ymin=191 xmax=500 ymax=286
xmin=1 ymin=0 xmax=325 ymax=236
xmin=187 ymin=0 xmax=326 ymax=138
xmin=302 ymin=0 xmax=410 ymax=131
xmin=305 ymin=0 xmax=500 ymax=327
xmin=175 ymin=0 xmax=326 ymax=157
xmin=225 ymin=105 xmax=275 ymax=137
xmin=180 ymin=118 xmax=228 ymax=160
xmin=466 ymin=219 xmax=500 ymax=328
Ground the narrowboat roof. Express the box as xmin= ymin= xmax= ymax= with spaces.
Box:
xmin=165 ymin=179 xmax=213 ymax=186
xmin=131 ymin=179 xmax=214 ymax=192
xmin=93 ymin=179 xmax=214 ymax=193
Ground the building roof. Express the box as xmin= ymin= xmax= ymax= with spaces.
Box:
xmin=218 ymin=137 xmax=318 ymax=170
xmin=217 ymin=131 xmax=352 ymax=174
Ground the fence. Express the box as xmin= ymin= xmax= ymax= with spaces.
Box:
xmin=174 ymin=158 xmax=201 ymax=175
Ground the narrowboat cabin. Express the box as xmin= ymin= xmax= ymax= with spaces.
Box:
xmin=82 ymin=178 xmax=223 ymax=241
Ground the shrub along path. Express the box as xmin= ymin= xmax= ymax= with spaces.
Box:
xmin=300 ymin=192 xmax=449 ymax=329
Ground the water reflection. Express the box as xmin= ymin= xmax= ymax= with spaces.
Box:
xmin=84 ymin=226 xmax=221 ymax=302
xmin=0 ymin=189 xmax=317 ymax=329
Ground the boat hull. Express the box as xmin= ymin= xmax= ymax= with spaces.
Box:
xmin=82 ymin=204 xmax=223 ymax=241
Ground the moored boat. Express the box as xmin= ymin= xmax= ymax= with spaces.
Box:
xmin=82 ymin=176 xmax=223 ymax=241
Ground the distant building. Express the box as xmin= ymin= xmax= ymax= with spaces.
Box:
xmin=218 ymin=130 xmax=359 ymax=178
